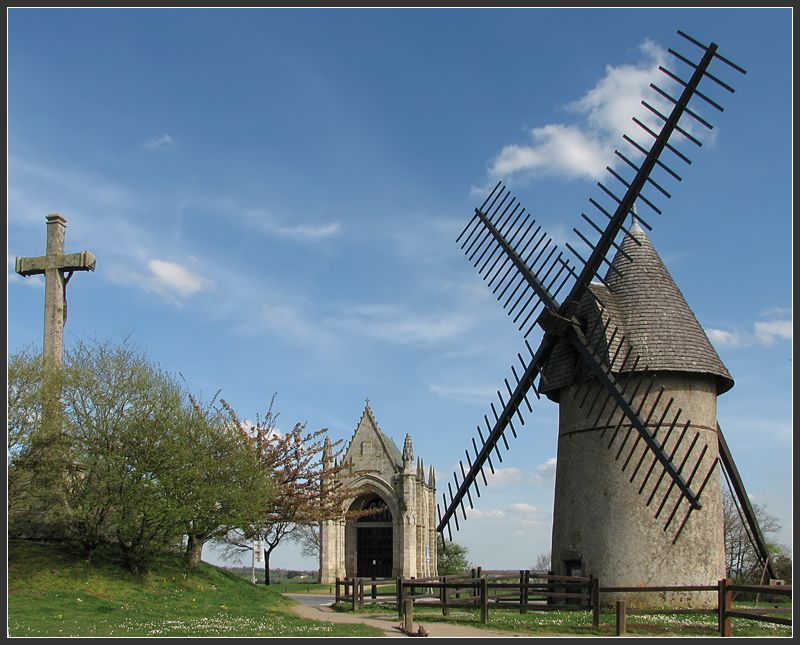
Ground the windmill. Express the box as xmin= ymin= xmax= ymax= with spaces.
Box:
xmin=436 ymin=30 xmax=775 ymax=602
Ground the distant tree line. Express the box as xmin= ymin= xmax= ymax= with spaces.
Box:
xmin=7 ymin=337 xmax=355 ymax=580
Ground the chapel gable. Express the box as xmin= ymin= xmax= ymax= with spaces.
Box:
xmin=342 ymin=402 xmax=402 ymax=482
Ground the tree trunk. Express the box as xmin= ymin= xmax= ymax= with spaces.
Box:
xmin=185 ymin=534 xmax=205 ymax=568
xmin=264 ymin=549 xmax=271 ymax=585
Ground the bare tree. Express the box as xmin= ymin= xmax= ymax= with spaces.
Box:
xmin=722 ymin=489 xmax=781 ymax=582
xmin=533 ymin=550 xmax=552 ymax=574
xmin=293 ymin=524 xmax=321 ymax=560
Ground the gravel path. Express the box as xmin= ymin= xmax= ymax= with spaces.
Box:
xmin=284 ymin=596 xmax=521 ymax=638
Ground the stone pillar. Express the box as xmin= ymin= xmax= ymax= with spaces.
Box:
xmin=401 ymin=434 xmax=417 ymax=577
xmin=43 ymin=214 xmax=67 ymax=369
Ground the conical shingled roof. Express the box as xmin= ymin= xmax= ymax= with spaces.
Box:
xmin=539 ymin=222 xmax=733 ymax=399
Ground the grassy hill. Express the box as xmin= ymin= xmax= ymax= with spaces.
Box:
xmin=7 ymin=540 xmax=383 ymax=637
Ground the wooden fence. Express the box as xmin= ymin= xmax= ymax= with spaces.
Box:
xmin=336 ymin=570 xmax=598 ymax=626
xmin=717 ymin=580 xmax=792 ymax=637
xmin=334 ymin=574 xmax=791 ymax=635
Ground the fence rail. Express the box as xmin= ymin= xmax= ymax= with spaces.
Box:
xmin=333 ymin=575 xmax=791 ymax=635
xmin=718 ymin=580 xmax=792 ymax=636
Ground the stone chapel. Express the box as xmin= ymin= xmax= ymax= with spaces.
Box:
xmin=318 ymin=402 xmax=437 ymax=583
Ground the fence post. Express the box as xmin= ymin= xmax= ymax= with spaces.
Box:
xmin=403 ymin=598 xmax=414 ymax=632
xmin=441 ymin=576 xmax=449 ymax=616
xmin=351 ymin=577 xmax=357 ymax=611
xmin=397 ymin=577 xmax=404 ymax=620
xmin=718 ymin=578 xmax=732 ymax=637
xmin=480 ymin=576 xmax=489 ymax=624
xmin=371 ymin=576 xmax=377 ymax=600
xmin=519 ymin=570 xmax=525 ymax=614
xmin=335 ymin=577 xmax=341 ymax=603
xmin=591 ymin=575 xmax=600 ymax=630
xmin=523 ymin=570 xmax=530 ymax=614
xmin=615 ymin=600 xmax=626 ymax=636
xmin=358 ymin=577 xmax=364 ymax=609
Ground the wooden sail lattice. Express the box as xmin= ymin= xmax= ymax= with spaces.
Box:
xmin=436 ymin=30 xmax=772 ymax=577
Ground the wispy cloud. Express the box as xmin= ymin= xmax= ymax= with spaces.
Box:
xmin=9 ymin=156 xmax=135 ymax=212
xmin=489 ymin=468 xmax=527 ymax=487
xmin=759 ymin=306 xmax=790 ymax=318
xmin=754 ymin=320 xmax=792 ymax=346
xmin=706 ymin=319 xmax=792 ymax=348
xmin=533 ymin=457 xmax=557 ymax=484
xmin=331 ymin=304 xmax=473 ymax=345
xmin=270 ymin=222 xmax=341 ymax=241
xmin=201 ymin=203 xmax=341 ymax=243
xmin=483 ymin=39 xmax=687 ymax=185
xmin=429 ymin=383 xmax=495 ymax=405
xmin=706 ymin=328 xmax=750 ymax=348
xmin=257 ymin=301 xmax=335 ymax=350
xmin=112 ymin=259 xmax=214 ymax=304
xmin=147 ymin=260 xmax=213 ymax=297
xmin=466 ymin=507 xmax=506 ymax=519
xmin=143 ymin=133 xmax=175 ymax=150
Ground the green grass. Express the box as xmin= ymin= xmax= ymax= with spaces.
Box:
xmin=7 ymin=540 xmax=383 ymax=637
xmin=333 ymin=600 xmax=792 ymax=637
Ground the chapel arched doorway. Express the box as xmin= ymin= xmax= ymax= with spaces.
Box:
xmin=350 ymin=493 xmax=393 ymax=578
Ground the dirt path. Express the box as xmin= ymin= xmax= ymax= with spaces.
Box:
xmin=287 ymin=600 xmax=520 ymax=638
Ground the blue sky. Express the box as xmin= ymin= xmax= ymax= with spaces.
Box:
xmin=7 ymin=8 xmax=792 ymax=570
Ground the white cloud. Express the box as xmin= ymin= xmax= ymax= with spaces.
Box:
xmin=485 ymin=39 xmax=683 ymax=184
xmin=466 ymin=507 xmax=506 ymax=519
xmin=754 ymin=320 xmax=792 ymax=346
xmin=429 ymin=383 xmax=495 ymax=405
xmin=706 ymin=328 xmax=748 ymax=348
xmin=144 ymin=259 xmax=214 ymax=300
xmin=706 ymin=320 xmax=792 ymax=349
xmin=490 ymin=124 xmax=610 ymax=181
xmin=489 ymin=467 xmax=526 ymax=487
xmin=568 ymin=40 xmax=668 ymax=138
xmin=533 ymin=457 xmax=557 ymax=484
xmin=509 ymin=502 xmax=540 ymax=514
xmin=143 ymin=133 xmax=175 ymax=150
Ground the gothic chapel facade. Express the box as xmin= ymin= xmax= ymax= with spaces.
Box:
xmin=319 ymin=403 xmax=437 ymax=582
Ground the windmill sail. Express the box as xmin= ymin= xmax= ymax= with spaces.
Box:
xmin=438 ymin=30 xmax=749 ymax=550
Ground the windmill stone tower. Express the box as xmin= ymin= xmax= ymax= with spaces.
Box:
xmin=435 ymin=30 xmax=774 ymax=610
xmin=540 ymin=220 xmax=731 ymax=606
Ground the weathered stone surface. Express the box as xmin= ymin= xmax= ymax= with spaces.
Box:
xmin=14 ymin=213 xmax=96 ymax=368
xmin=319 ymin=403 xmax=437 ymax=583
xmin=546 ymin=224 xmax=729 ymax=609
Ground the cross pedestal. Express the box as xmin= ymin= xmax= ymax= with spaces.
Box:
xmin=15 ymin=214 xmax=96 ymax=367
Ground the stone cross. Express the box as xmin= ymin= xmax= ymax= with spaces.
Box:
xmin=15 ymin=213 xmax=96 ymax=367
